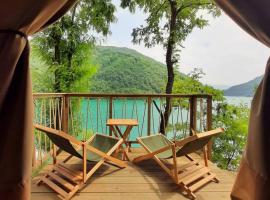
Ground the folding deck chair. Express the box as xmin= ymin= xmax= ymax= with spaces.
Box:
xmin=34 ymin=124 xmax=127 ymax=200
xmin=133 ymin=128 xmax=224 ymax=199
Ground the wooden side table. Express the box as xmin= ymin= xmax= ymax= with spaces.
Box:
xmin=106 ymin=119 xmax=138 ymax=161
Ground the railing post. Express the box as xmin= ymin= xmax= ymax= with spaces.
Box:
xmin=147 ymin=97 xmax=152 ymax=136
xmin=206 ymin=95 xmax=213 ymax=160
xmin=62 ymin=94 xmax=69 ymax=133
xmin=189 ymin=96 xmax=197 ymax=135
xmin=109 ymin=96 xmax=113 ymax=136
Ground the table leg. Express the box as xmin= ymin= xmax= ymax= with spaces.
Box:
xmin=110 ymin=126 xmax=119 ymax=138
xmin=122 ymin=126 xmax=133 ymax=152
xmin=115 ymin=125 xmax=130 ymax=149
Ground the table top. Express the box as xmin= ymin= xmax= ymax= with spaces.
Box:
xmin=106 ymin=119 xmax=139 ymax=126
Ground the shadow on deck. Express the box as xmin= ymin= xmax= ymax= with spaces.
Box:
xmin=31 ymin=148 xmax=235 ymax=200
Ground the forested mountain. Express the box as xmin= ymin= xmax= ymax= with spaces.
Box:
xmin=90 ymin=46 xmax=169 ymax=93
xmin=224 ymin=75 xmax=262 ymax=97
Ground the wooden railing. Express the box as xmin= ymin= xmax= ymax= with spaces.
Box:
xmin=32 ymin=93 xmax=212 ymax=170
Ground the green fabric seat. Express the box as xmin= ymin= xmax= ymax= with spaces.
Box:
xmin=45 ymin=131 xmax=119 ymax=162
xmin=139 ymin=133 xmax=214 ymax=159
xmin=140 ymin=134 xmax=175 ymax=159
xmin=175 ymin=135 xmax=213 ymax=157
xmin=76 ymin=134 xmax=119 ymax=162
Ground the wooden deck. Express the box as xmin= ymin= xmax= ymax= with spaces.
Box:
xmin=31 ymin=148 xmax=235 ymax=200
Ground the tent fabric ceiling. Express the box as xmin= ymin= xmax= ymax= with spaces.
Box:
xmin=0 ymin=1 xmax=77 ymax=199
xmin=215 ymin=0 xmax=270 ymax=199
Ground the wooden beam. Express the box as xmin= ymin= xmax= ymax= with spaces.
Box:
xmin=83 ymin=143 xmax=87 ymax=183
xmin=41 ymin=177 xmax=67 ymax=198
xmin=147 ymin=97 xmax=152 ymax=136
xmin=206 ymin=96 xmax=213 ymax=160
xmin=33 ymin=93 xmax=212 ymax=99
xmin=109 ymin=97 xmax=113 ymax=136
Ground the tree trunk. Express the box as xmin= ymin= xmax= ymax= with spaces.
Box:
xmin=65 ymin=52 xmax=73 ymax=91
xmin=54 ymin=40 xmax=61 ymax=93
xmin=159 ymin=0 xmax=177 ymax=134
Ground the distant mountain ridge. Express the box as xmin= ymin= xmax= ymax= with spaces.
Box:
xmin=224 ymin=75 xmax=263 ymax=97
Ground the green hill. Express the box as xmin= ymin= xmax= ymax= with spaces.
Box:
xmin=90 ymin=46 xmax=169 ymax=93
xmin=224 ymin=75 xmax=262 ymax=97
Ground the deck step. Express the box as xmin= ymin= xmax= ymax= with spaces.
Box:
xmin=178 ymin=164 xmax=204 ymax=180
xmin=189 ymin=173 xmax=216 ymax=192
xmin=41 ymin=177 xmax=68 ymax=198
xmin=53 ymin=166 xmax=81 ymax=183
xmin=58 ymin=163 xmax=83 ymax=177
xmin=41 ymin=165 xmax=85 ymax=200
xmin=48 ymin=172 xmax=75 ymax=191
xmin=177 ymin=161 xmax=198 ymax=172
xmin=181 ymin=167 xmax=210 ymax=185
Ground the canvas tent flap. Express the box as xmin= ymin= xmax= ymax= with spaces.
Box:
xmin=214 ymin=0 xmax=270 ymax=199
xmin=0 ymin=1 xmax=77 ymax=199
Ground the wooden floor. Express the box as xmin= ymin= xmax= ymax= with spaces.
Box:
xmin=31 ymin=148 xmax=235 ymax=200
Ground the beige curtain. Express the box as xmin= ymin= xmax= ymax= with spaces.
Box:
xmin=215 ymin=0 xmax=270 ymax=199
xmin=0 ymin=1 xmax=77 ymax=199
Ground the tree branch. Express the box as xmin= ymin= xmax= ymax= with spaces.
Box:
xmin=177 ymin=2 xmax=214 ymax=15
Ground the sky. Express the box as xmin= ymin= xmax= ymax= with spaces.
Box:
xmin=102 ymin=1 xmax=270 ymax=87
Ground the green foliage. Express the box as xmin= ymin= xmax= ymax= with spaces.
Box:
xmin=212 ymin=103 xmax=249 ymax=170
xmin=173 ymin=68 xmax=248 ymax=171
xmin=31 ymin=0 xmax=116 ymax=92
xmin=30 ymin=46 xmax=54 ymax=92
xmin=30 ymin=43 xmax=97 ymax=92
xmin=90 ymin=46 xmax=168 ymax=93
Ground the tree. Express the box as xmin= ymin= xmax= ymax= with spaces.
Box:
xmin=121 ymin=0 xmax=220 ymax=134
xmin=212 ymin=103 xmax=249 ymax=170
xmin=188 ymin=67 xmax=205 ymax=81
xmin=31 ymin=0 xmax=116 ymax=92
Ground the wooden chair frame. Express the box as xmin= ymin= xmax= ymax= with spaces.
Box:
xmin=34 ymin=124 xmax=127 ymax=200
xmin=133 ymin=128 xmax=223 ymax=199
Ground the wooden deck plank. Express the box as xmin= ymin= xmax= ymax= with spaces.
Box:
xmin=32 ymin=192 xmax=231 ymax=200
xmin=32 ymin=148 xmax=235 ymax=200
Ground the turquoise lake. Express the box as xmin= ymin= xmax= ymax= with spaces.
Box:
xmin=71 ymin=96 xmax=252 ymax=143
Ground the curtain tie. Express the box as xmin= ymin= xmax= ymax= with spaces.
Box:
xmin=0 ymin=29 xmax=28 ymax=40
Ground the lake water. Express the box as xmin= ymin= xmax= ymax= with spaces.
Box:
xmin=225 ymin=96 xmax=252 ymax=107
xmin=74 ymin=96 xmax=252 ymax=143
xmin=77 ymin=98 xmax=190 ymax=141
